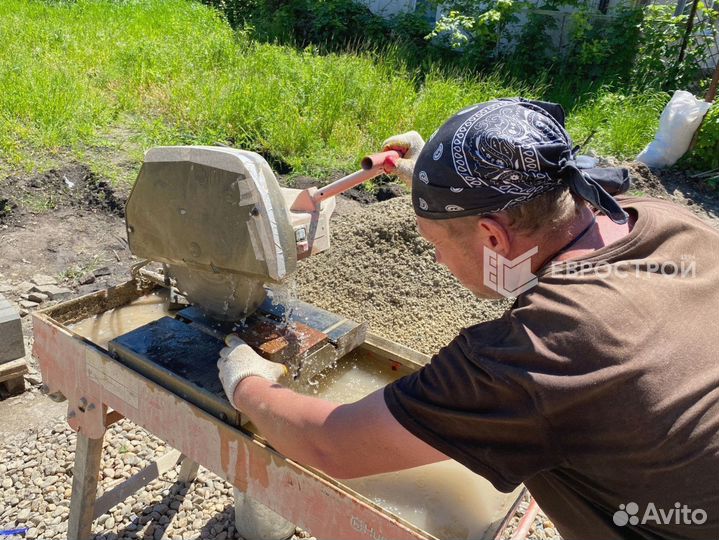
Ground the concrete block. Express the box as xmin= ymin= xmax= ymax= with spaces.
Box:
xmin=0 ymin=295 xmax=25 ymax=364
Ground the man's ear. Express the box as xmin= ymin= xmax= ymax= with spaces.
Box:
xmin=476 ymin=216 xmax=512 ymax=257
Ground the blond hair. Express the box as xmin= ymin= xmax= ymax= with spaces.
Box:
xmin=503 ymin=186 xmax=584 ymax=235
xmin=437 ymin=187 xmax=584 ymax=238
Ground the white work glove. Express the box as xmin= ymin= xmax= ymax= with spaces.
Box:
xmin=217 ymin=334 xmax=288 ymax=405
xmin=382 ymin=130 xmax=425 ymax=187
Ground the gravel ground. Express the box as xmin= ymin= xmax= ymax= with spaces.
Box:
xmin=0 ymin=418 xmax=312 ymax=540
xmin=295 ymin=196 xmax=512 ymax=356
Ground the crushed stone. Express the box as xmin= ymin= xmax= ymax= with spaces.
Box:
xmin=295 ymin=196 xmax=511 ymax=356
xmin=0 ymin=418 xmax=313 ymax=540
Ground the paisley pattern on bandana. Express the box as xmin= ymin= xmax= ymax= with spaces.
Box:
xmin=412 ymin=98 xmax=630 ymax=224
xmin=451 ymin=101 xmax=563 ymax=196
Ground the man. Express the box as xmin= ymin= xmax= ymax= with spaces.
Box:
xmin=218 ymin=99 xmax=719 ymax=539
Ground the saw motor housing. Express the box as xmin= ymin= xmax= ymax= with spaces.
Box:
xmin=125 ymin=146 xmax=335 ymax=320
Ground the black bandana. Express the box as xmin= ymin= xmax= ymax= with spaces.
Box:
xmin=412 ymin=98 xmax=630 ymax=224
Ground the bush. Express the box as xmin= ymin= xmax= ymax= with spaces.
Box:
xmin=203 ymin=0 xmax=391 ymax=49
xmin=631 ymin=4 xmax=711 ymax=91
xmin=682 ymin=104 xmax=719 ymax=171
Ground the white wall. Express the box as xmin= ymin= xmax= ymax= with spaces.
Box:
xmin=357 ymin=0 xmax=417 ymax=18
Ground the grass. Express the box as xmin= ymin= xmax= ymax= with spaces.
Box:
xmin=57 ymin=254 xmax=106 ymax=283
xmin=0 ymin=0 xmax=670 ymax=185
xmin=18 ymin=193 xmax=58 ymax=213
xmin=567 ymin=90 xmax=668 ymax=158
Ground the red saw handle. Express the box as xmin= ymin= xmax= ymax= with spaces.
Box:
xmin=311 ymin=150 xmax=402 ymax=204
xmin=361 ymin=150 xmax=401 ymax=172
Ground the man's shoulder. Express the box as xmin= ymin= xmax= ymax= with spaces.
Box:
xmin=619 ymin=195 xmax=717 ymax=232
xmin=452 ymin=307 xmax=564 ymax=371
xmin=454 ymin=309 xmax=529 ymax=360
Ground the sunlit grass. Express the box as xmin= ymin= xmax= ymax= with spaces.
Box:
xmin=0 ymin=0 xmax=669 ymax=183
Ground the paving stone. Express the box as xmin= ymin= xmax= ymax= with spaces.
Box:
xmin=19 ymin=300 xmax=39 ymax=310
xmin=32 ymin=285 xmax=73 ymax=301
xmin=16 ymin=281 xmax=35 ymax=294
xmin=0 ymin=284 xmax=12 ymax=294
xmin=0 ymin=294 xmax=25 ymax=363
xmin=31 ymin=274 xmax=57 ymax=286
xmin=93 ymin=266 xmax=112 ymax=278
xmin=27 ymin=292 xmax=48 ymax=304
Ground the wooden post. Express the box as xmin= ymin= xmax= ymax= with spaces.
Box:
xmin=687 ymin=64 xmax=718 ymax=152
xmin=675 ymin=0 xmax=701 ymax=68
xmin=67 ymin=433 xmax=104 ymax=540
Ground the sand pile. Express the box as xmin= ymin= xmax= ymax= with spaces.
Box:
xmin=295 ymin=196 xmax=511 ymax=356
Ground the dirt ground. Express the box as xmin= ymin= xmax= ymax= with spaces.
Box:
xmin=1 ymin=159 xmax=718 ymax=539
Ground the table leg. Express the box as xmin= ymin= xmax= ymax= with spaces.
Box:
xmin=68 ymin=432 xmax=104 ymax=540
xmin=178 ymin=455 xmax=200 ymax=483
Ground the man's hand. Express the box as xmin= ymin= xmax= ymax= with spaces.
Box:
xmin=217 ymin=334 xmax=288 ymax=407
xmin=382 ymin=131 xmax=425 ymax=187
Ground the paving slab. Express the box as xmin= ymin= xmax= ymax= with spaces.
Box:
xmin=31 ymin=284 xmax=72 ymax=301
xmin=27 ymin=292 xmax=48 ymax=304
xmin=31 ymin=274 xmax=57 ymax=286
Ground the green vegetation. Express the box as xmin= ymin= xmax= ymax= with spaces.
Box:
xmin=682 ymin=104 xmax=719 ymax=172
xmin=209 ymin=0 xmax=716 ymax=93
xmin=0 ymin=0 xmax=671 ymax=185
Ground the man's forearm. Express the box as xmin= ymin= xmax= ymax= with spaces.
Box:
xmin=232 ymin=376 xmax=343 ymax=474
xmin=232 ymin=376 xmax=449 ymax=479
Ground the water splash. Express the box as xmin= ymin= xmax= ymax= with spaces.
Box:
xmin=266 ymin=277 xmax=298 ymax=329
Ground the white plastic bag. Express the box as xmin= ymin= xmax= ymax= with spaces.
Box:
xmin=636 ymin=90 xmax=711 ymax=168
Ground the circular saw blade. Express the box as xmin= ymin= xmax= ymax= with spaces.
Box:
xmin=170 ymin=266 xmax=267 ymax=321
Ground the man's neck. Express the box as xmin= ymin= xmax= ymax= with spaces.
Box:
xmin=524 ymin=207 xmax=635 ymax=272
xmin=553 ymin=210 xmax=635 ymax=263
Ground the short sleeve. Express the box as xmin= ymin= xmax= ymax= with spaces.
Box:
xmin=384 ymin=323 xmax=562 ymax=493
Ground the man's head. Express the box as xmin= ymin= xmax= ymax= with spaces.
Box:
xmin=417 ymin=186 xmax=584 ymax=298
xmin=412 ymin=98 xmax=630 ymax=298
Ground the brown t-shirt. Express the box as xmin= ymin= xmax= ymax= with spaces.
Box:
xmin=385 ymin=198 xmax=719 ymax=540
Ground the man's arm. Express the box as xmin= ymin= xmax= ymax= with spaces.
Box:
xmin=233 ymin=376 xmax=448 ymax=479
